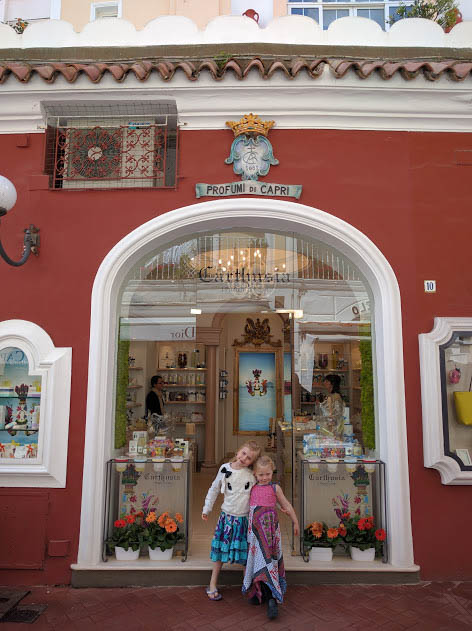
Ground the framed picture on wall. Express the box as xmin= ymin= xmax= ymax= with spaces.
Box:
xmin=233 ymin=349 xmax=282 ymax=434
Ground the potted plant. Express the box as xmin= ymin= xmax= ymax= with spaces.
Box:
xmin=107 ymin=513 xmax=144 ymax=560
xmin=340 ymin=513 xmax=386 ymax=561
xmin=303 ymin=521 xmax=343 ymax=562
xmin=144 ymin=510 xmax=184 ymax=560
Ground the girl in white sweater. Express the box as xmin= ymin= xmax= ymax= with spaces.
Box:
xmin=202 ymin=440 xmax=261 ymax=601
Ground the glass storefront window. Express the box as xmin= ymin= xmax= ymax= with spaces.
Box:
xmin=110 ymin=228 xmax=379 ymax=561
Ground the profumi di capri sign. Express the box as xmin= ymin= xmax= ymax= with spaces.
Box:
xmin=195 ymin=113 xmax=302 ymax=200
xmin=196 ymin=181 xmax=302 ymax=199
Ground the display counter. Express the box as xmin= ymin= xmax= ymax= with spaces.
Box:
xmin=103 ymin=457 xmax=191 ymax=562
xmin=299 ymin=458 xmax=387 ymax=563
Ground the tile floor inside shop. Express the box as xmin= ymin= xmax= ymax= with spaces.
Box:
xmin=105 ymin=471 xmax=387 ymax=571
xmin=3 ymin=582 xmax=472 ymax=631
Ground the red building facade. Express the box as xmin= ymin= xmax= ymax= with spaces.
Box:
xmin=1 ymin=18 xmax=472 ymax=585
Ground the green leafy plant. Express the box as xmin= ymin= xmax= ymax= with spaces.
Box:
xmin=214 ymin=51 xmax=231 ymax=71
xmin=340 ymin=513 xmax=386 ymax=554
xmin=114 ymin=339 xmax=129 ymax=449
xmin=388 ymin=1 xmax=459 ymax=30
xmin=11 ymin=18 xmax=29 ymax=34
xmin=143 ymin=510 xmax=184 ymax=551
xmin=107 ymin=513 xmax=145 ymax=552
xmin=303 ymin=521 xmax=344 ymax=550
xmin=360 ymin=336 xmax=375 ymax=451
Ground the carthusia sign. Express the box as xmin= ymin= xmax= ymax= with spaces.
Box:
xmin=199 ymin=266 xmax=290 ymax=284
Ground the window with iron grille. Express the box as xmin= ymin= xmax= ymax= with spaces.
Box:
xmin=42 ymin=101 xmax=178 ymax=190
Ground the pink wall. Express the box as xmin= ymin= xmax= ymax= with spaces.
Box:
xmin=0 ymin=128 xmax=471 ymax=583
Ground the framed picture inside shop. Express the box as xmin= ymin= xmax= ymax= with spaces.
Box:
xmin=233 ymin=349 xmax=283 ymax=434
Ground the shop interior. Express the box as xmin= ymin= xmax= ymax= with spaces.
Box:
xmin=104 ymin=230 xmax=383 ymax=566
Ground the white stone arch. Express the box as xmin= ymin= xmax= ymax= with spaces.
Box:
xmin=76 ymin=198 xmax=416 ymax=571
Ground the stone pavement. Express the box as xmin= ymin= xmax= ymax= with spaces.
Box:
xmin=1 ymin=582 xmax=472 ymax=630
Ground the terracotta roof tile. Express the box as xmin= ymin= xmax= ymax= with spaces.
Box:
xmin=0 ymin=50 xmax=471 ymax=85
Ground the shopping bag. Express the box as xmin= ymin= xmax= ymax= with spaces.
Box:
xmin=454 ymin=378 xmax=472 ymax=426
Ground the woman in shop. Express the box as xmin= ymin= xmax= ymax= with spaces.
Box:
xmin=145 ymin=375 xmax=165 ymax=417
xmin=320 ymin=373 xmax=344 ymax=438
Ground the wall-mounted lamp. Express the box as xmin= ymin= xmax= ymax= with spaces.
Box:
xmin=0 ymin=175 xmax=40 ymax=266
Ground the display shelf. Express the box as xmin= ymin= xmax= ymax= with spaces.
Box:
xmin=166 ymin=401 xmax=205 ymax=405
xmin=0 ymin=392 xmax=41 ymax=398
xmin=163 ymin=368 xmax=207 ymax=372
xmin=128 ymin=366 xmax=143 ymax=370
xmin=165 ymin=384 xmax=205 ymax=388
xmin=1 ymin=427 xmax=38 ymax=433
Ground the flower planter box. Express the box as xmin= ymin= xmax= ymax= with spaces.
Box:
xmin=149 ymin=546 xmax=173 ymax=561
xmin=115 ymin=546 xmax=140 ymax=561
xmin=350 ymin=546 xmax=375 ymax=561
xmin=309 ymin=547 xmax=333 ymax=562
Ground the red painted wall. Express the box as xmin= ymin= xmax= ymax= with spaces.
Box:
xmin=0 ymin=128 xmax=471 ymax=583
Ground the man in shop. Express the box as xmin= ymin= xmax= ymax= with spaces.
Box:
xmin=146 ymin=375 xmax=165 ymax=417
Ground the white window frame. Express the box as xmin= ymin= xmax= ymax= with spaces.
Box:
xmin=419 ymin=317 xmax=472 ymax=485
xmin=0 ymin=320 xmax=72 ymax=488
xmin=287 ymin=1 xmax=414 ymax=31
xmin=90 ymin=1 xmax=122 ymax=21
xmin=50 ymin=0 xmax=62 ymax=20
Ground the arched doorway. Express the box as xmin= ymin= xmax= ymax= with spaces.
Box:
xmin=76 ymin=198 xmax=415 ymax=573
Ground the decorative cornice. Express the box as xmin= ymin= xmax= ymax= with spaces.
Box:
xmin=1 ymin=51 xmax=472 ymax=84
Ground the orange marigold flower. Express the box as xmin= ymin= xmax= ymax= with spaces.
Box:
xmin=311 ymin=521 xmax=323 ymax=532
xmin=126 ymin=514 xmax=135 ymax=524
xmin=165 ymin=520 xmax=177 ymax=533
xmin=313 ymin=530 xmax=322 ymax=539
xmin=375 ymin=529 xmax=386 ymax=541
xmin=175 ymin=513 xmax=184 ymax=523
xmin=327 ymin=528 xmax=339 ymax=539
xmin=145 ymin=512 xmax=157 ymax=523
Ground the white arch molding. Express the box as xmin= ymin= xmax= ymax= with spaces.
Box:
xmin=75 ymin=198 xmax=417 ymax=571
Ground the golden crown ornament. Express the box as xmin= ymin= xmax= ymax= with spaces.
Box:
xmin=226 ymin=113 xmax=275 ymax=138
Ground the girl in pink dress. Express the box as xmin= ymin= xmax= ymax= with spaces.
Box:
xmin=242 ymin=455 xmax=299 ymax=620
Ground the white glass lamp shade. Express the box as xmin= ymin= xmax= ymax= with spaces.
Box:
xmin=0 ymin=176 xmax=17 ymax=212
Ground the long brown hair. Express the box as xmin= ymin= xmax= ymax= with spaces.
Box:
xmin=231 ymin=441 xmax=261 ymax=468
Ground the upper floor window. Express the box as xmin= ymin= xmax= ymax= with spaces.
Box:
xmin=43 ymin=101 xmax=178 ymax=191
xmin=91 ymin=2 xmax=121 ymax=20
xmin=287 ymin=1 xmax=414 ymax=31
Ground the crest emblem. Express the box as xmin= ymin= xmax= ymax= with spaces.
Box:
xmin=225 ymin=113 xmax=279 ymax=181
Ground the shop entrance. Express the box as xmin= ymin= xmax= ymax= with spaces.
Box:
xmin=116 ymin=229 xmax=374 ymax=565
xmin=75 ymin=199 xmax=415 ymax=580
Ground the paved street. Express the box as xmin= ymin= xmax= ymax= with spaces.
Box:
xmin=1 ymin=582 xmax=472 ymax=630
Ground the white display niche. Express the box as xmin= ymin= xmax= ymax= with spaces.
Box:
xmin=419 ymin=317 xmax=472 ymax=485
xmin=0 ymin=320 xmax=72 ymax=487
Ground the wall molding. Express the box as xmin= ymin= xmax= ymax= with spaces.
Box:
xmin=1 ymin=74 xmax=472 ymax=135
